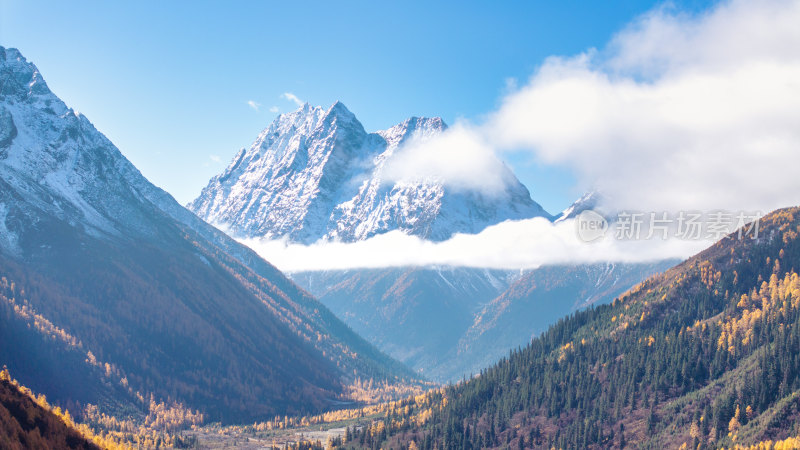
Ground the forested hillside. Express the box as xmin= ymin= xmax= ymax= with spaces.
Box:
xmin=0 ymin=368 xmax=98 ymax=450
xmin=293 ymin=262 xmax=672 ymax=383
xmin=338 ymin=207 xmax=800 ymax=449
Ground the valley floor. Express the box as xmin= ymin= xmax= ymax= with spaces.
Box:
xmin=181 ymin=417 xmax=369 ymax=449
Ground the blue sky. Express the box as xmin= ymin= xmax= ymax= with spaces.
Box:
xmin=0 ymin=0 xmax=716 ymax=212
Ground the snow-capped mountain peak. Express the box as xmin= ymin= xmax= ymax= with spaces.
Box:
xmin=377 ymin=116 xmax=447 ymax=148
xmin=189 ymin=102 xmax=551 ymax=244
xmin=554 ymin=191 xmax=602 ymax=223
xmin=0 ymin=47 xmax=150 ymax=241
xmin=0 ymin=46 xmax=232 ymax=249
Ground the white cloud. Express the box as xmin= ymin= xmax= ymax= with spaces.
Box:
xmin=385 ymin=0 xmax=800 ymax=214
xmin=382 ymin=123 xmax=512 ymax=195
xmin=246 ymin=100 xmax=261 ymax=111
xmin=238 ymin=218 xmax=708 ymax=272
xmin=281 ymin=92 xmax=304 ymax=106
xmin=485 ymin=0 xmax=800 ymax=213
xmin=234 ymin=0 xmax=800 ymax=271
xmin=209 ymin=154 xmax=222 ymax=164
xmin=269 ymin=106 xmax=279 ymax=113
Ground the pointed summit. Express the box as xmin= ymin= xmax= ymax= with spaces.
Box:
xmin=263 ymin=101 xmax=361 ymax=140
xmin=321 ymin=100 xmax=363 ymax=131
xmin=329 ymin=100 xmax=350 ymax=113
xmin=554 ymin=191 xmax=603 ymax=223
xmin=378 ymin=116 xmax=447 ymax=148
xmin=1 ymin=46 xmax=58 ymax=103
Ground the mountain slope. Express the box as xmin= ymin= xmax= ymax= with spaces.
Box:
xmin=0 ymin=46 xmax=415 ymax=425
xmin=291 ymin=267 xmax=517 ymax=378
xmin=291 ymin=262 xmax=672 ymax=383
xmin=188 ymin=103 xmax=550 ymax=244
xmin=0 ymin=370 xmax=99 ymax=450
xmin=443 ymin=261 xmax=676 ymax=380
xmin=350 ymin=206 xmax=800 ymax=448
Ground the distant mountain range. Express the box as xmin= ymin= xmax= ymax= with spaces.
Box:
xmin=0 ymin=46 xmax=415 ymax=424
xmin=188 ymin=102 xmax=551 ymax=244
xmin=291 ymin=267 xmax=519 ymax=380
xmin=292 ymin=261 xmax=674 ymax=382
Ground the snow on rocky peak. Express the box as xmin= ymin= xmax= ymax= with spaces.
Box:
xmin=0 ymin=46 xmax=151 ymax=241
xmin=189 ymin=102 xmax=552 ymax=244
xmin=554 ymin=191 xmax=603 ymax=223
xmin=0 ymin=46 xmax=234 ymax=252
